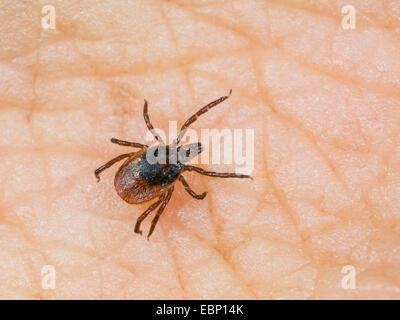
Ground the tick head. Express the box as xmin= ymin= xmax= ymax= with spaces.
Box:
xmin=177 ymin=142 xmax=203 ymax=163
xmin=145 ymin=143 xmax=202 ymax=165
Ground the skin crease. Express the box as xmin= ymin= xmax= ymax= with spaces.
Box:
xmin=0 ymin=0 xmax=399 ymax=300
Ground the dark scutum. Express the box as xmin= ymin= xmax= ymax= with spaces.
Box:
xmin=139 ymin=147 xmax=183 ymax=186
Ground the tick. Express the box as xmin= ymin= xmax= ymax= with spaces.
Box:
xmin=94 ymin=90 xmax=252 ymax=239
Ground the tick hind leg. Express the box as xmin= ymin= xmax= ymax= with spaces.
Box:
xmin=147 ymin=186 xmax=174 ymax=239
xmin=183 ymin=165 xmax=253 ymax=180
xmin=135 ymin=193 xmax=166 ymax=235
xmin=179 ymin=175 xmax=207 ymax=200
xmin=94 ymin=152 xmax=136 ymax=182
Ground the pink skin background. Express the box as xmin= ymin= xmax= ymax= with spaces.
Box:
xmin=0 ymin=1 xmax=399 ymax=299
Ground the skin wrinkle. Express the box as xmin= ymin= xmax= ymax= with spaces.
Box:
xmin=162 ymin=230 xmax=187 ymax=299
xmin=260 ymin=126 xmax=306 ymax=242
xmin=1 ymin=0 xmax=400 ymax=299
xmin=281 ymin=48 xmax=400 ymax=101
xmin=31 ymin=36 xmax=400 ymax=102
xmin=260 ymin=152 xmax=315 ymax=274
xmin=250 ymin=49 xmax=315 ymax=250
xmin=32 ymin=46 xmax=252 ymax=82
xmin=171 ymin=0 xmax=397 ymax=62
xmin=1 ymin=223 xmax=47 ymax=298
xmin=159 ymin=4 xmax=195 ymax=100
xmin=271 ymin=45 xmax=400 ymax=109
xmin=8 ymin=117 xmax=56 ymax=298
xmin=258 ymin=54 xmax=398 ymax=299
xmin=269 ymin=0 xmax=400 ymax=33
xmin=171 ymin=2 xmax=267 ymax=48
xmin=220 ymin=239 xmax=260 ymax=297
xmin=205 ymin=246 xmax=258 ymax=299
xmin=257 ymin=55 xmax=381 ymax=251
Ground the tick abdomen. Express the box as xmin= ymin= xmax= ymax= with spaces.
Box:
xmin=114 ymin=150 xmax=170 ymax=204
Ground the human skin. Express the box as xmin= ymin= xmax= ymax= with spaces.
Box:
xmin=0 ymin=0 xmax=399 ymax=299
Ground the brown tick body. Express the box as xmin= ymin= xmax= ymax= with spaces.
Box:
xmin=95 ymin=90 xmax=252 ymax=239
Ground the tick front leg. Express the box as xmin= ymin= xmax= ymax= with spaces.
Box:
xmin=94 ymin=152 xmax=136 ymax=182
xmin=174 ymin=90 xmax=232 ymax=145
xmin=147 ymin=186 xmax=174 ymax=239
xmin=135 ymin=193 xmax=166 ymax=235
xmin=183 ymin=165 xmax=253 ymax=180
xmin=179 ymin=175 xmax=207 ymax=200
xmin=111 ymin=138 xmax=147 ymax=148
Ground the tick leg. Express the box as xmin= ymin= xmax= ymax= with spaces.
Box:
xmin=183 ymin=165 xmax=253 ymax=180
xmin=174 ymin=90 xmax=232 ymax=145
xmin=147 ymin=186 xmax=174 ymax=239
xmin=111 ymin=138 xmax=147 ymax=148
xmin=94 ymin=152 xmax=136 ymax=182
xmin=143 ymin=99 xmax=165 ymax=144
xmin=179 ymin=175 xmax=207 ymax=200
xmin=135 ymin=193 xmax=166 ymax=236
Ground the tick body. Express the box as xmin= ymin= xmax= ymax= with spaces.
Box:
xmin=95 ymin=90 xmax=252 ymax=239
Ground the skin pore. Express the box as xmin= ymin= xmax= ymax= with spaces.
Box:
xmin=0 ymin=1 xmax=399 ymax=299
